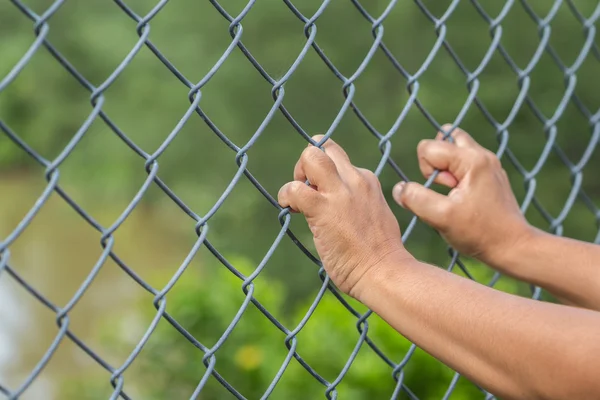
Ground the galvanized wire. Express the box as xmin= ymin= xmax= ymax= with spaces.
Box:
xmin=1 ymin=0 xmax=599 ymax=399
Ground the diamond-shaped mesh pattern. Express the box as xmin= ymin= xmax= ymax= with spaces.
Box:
xmin=1 ymin=0 xmax=599 ymax=399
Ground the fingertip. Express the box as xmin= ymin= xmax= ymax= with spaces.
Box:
xmin=393 ymin=181 xmax=406 ymax=207
xmin=278 ymin=182 xmax=302 ymax=213
xmin=311 ymin=134 xmax=326 ymax=141
xmin=277 ymin=182 xmax=289 ymax=206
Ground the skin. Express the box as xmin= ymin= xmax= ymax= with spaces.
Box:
xmin=277 ymin=126 xmax=600 ymax=400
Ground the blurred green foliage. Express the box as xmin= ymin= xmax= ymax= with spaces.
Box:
xmin=61 ymin=257 xmax=526 ymax=399
xmin=1 ymin=0 xmax=599 ymax=398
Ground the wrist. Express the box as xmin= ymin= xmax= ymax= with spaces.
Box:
xmin=349 ymin=248 xmax=417 ymax=304
xmin=484 ymin=223 xmax=545 ymax=276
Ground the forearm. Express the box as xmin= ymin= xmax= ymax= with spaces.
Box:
xmin=488 ymin=228 xmax=600 ymax=310
xmin=357 ymin=257 xmax=600 ymax=399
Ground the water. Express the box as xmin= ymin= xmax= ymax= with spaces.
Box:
xmin=0 ymin=173 xmax=195 ymax=399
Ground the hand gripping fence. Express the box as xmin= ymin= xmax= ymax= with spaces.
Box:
xmin=1 ymin=0 xmax=599 ymax=399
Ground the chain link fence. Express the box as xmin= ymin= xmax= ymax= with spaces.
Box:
xmin=1 ymin=0 xmax=599 ymax=399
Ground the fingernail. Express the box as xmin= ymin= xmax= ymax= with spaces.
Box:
xmin=393 ymin=182 xmax=406 ymax=205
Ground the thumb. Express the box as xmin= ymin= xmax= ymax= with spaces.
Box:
xmin=393 ymin=181 xmax=452 ymax=229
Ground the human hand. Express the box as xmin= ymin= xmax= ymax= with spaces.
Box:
xmin=278 ymin=136 xmax=410 ymax=297
xmin=392 ymin=125 xmax=533 ymax=268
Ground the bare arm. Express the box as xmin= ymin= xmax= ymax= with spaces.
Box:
xmin=491 ymin=229 xmax=600 ymax=310
xmin=355 ymin=256 xmax=600 ymax=400
xmin=277 ymin=132 xmax=600 ymax=399
xmin=393 ymin=125 xmax=600 ymax=310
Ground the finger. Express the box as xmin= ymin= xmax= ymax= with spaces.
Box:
xmin=432 ymin=171 xmax=459 ymax=188
xmin=392 ymin=182 xmax=452 ymax=229
xmin=293 ymin=146 xmax=342 ymax=191
xmin=436 ymin=124 xmax=478 ymax=149
xmin=278 ymin=181 xmax=324 ymax=216
xmin=417 ymin=139 xmax=468 ymax=181
xmin=311 ymin=135 xmax=355 ymax=176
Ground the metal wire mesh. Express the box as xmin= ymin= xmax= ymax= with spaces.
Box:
xmin=1 ymin=0 xmax=599 ymax=399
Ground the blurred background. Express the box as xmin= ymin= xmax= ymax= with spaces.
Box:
xmin=1 ymin=0 xmax=599 ymax=399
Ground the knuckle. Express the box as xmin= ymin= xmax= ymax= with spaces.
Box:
xmin=361 ymin=168 xmax=377 ymax=181
xmin=317 ymin=137 xmax=340 ymax=152
xmin=417 ymin=139 xmax=431 ymax=155
xmin=439 ymin=124 xmax=455 ymax=138
xmin=471 ymin=149 xmax=501 ymax=170
xmin=302 ymin=146 xmax=320 ymax=162
xmin=365 ymin=171 xmax=381 ymax=188
xmin=300 ymin=147 xmax=311 ymax=161
xmin=469 ymin=149 xmax=489 ymax=167
xmin=487 ymin=152 xmax=502 ymax=169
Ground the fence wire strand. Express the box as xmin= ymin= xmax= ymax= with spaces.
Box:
xmin=1 ymin=0 xmax=599 ymax=399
